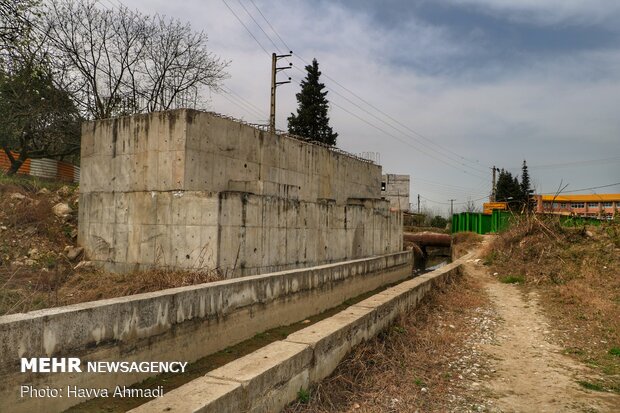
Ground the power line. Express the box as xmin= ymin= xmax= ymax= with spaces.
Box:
xmin=287 ymin=73 xmax=489 ymax=180
xmin=223 ymin=1 xmax=490 ymax=181
xmin=415 ymin=176 xmax=490 ymax=192
xmin=543 ymin=182 xmax=620 ymax=194
xmin=289 ymin=66 xmax=489 ymax=176
xmin=507 ymin=156 xmax=620 ymax=171
xmin=215 ymin=90 xmax=266 ymax=121
xmin=235 ymin=0 xmax=282 ymax=53
xmin=221 ymin=86 xmax=267 ymax=118
xmin=244 ymin=0 xmax=489 ymax=174
xmin=420 ymin=194 xmax=489 ymax=206
xmin=248 ymin=0 xmax=292 ymax=51
xmin=221 ymin=0 xmax=270 ymax=55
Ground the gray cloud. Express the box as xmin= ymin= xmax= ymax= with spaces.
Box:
xmin=439 ymin=0 xmax=620 ymax=28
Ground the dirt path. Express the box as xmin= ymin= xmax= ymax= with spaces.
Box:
xmin=466 ymin=261 xmax=620 ymax=413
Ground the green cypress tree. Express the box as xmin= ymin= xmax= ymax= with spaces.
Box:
xmin=496 ymin=169 xmax=521 ymax=207
xmin=287 ymin=58 xmax=338 ymax=146
xmin=520 ymin=160 xmax=533 ymax=209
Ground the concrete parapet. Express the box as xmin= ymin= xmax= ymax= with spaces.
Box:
xmin=80 ymin=110 xmax=381 ymax=203
xmin=131 ymin=252 xmax=474 ymax=413
xmin=0 ymin=251 xmax=412 ymax=413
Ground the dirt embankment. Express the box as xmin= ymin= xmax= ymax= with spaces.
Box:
xmin=0 ymin=175 xmax=221 ymax=315
xmin=485 ymin=215 xmax=620 ymax=396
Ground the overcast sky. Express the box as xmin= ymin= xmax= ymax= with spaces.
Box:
xmin=119 ymin=0 xmax=620 ymax=215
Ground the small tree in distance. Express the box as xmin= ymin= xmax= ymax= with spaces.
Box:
xmin=430 ymin=215 xmax=448 ymax=229
xmin=495 ymin=168 xmax=521 ymax=207
xmin=288 ymin=58 xmax=338 ymax=146
xmin=520 ymin=160 xmax=533 ymax=210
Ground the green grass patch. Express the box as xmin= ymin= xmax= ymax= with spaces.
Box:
xmin=608 ymin=347 xmax=620 ymax=357
xmin=297 ymin=387 xmax=310 ymax=404
xmin=499 ymin=275 xmax=525 ymax=284
xmin=414 ymin=378 xmax=427 ymax=387
xmin=577 ymin=380 xmax=605 ymax=392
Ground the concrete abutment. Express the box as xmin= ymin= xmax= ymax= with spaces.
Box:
xmin=78 ymin=109 xmax=402 ymax=275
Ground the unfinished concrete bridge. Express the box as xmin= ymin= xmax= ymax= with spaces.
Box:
xmin=0 ymin=110 xmax=469 ymax=413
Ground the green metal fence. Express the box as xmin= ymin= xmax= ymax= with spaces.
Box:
xmin=451 ymin=210 xmax=609 ymax=235
xmin=451 ymin=210 xmax=512 ymax=234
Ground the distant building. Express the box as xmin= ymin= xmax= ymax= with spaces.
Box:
xmin=381 ymin=174 xmax=410 ymax=211
xmin=535 ymin=194 xmax=619 ymax=217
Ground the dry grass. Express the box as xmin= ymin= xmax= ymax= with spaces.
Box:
xmin=0 ymin=175 xmax=223 ymax=315
xmin=452 ymin=231 xmax=483 ymax=259
xmin=0 ymin=266 xmax=223 ymax=315
xmin=284 ymin=267 xmax=490 ymax=412
xmin=486 ymin=214 xmax=620 ymax=391
xmin=59 ymin=268 xmax=222 ymax=303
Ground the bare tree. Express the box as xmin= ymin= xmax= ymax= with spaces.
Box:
xmin=462 ymin=199 xmax=480 ymax=213
xmin=141 ymin=16 xmax=226 ymax=111
xmin=45 ymin=0 xmax=228 ymax=120
xmin=0 ymin=0 xmax=40 ymax=47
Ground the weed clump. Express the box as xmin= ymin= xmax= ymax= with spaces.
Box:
xmin=297 ymin=388 xmax=310 ymax=404
xmin=499 ymin=275 xmax=524 ymax=284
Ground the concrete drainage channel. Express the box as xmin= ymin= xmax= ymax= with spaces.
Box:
xmin=0 ymin=251 xmax=412 ymax=413
xmin=130 ymin=252 xmax=474 ymax=413
xmin=66 ymin=282 xmax=407 ymax=412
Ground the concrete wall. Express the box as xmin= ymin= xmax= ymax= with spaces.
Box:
xmin=79 ymin=110 xmax=380 ymax=203
xmin=0 ymin=251 xmax=412 ymax=413
xmin=381 ymin=174 xmax=410 ymax=211
xmin=78 ymin=110 xmax=402 ymax=274
xmin=131 ymin=252 xmax=475 ymax=413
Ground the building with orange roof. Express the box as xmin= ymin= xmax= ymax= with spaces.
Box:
xmin=535 ymin=194 xmax=619 ymax=217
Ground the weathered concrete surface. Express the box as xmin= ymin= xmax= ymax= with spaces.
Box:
xmin=381 ymin=173 xmax=410 ymax=211
xmin=205 ymin=341 xmax=312 ymax=413
xmin=0 ymin=251 xmax=411 ymax=413
xmin=79 ymin=110 xmax=402 ymax=274
xmin=132 ymin=252 xmax=474 ymax=413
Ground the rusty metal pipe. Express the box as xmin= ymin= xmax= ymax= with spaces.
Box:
xmin=403 ymin=232 xmax=451 ymax=248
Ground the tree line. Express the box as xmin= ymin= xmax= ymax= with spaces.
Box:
xmin=495 ymin=160 xmax=534 ymax=210
xmin=0 ymin=0 xmax=228 ymax=174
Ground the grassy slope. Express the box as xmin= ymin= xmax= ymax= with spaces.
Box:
xmin=0 ymin=174 xmax=221 ymax=315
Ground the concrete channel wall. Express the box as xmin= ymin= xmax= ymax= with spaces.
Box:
xmin=131 ymin=252 xmax=474 ymax=413
xmin=78 ymin=110 xmax=402 ymax=275
xmin=0 ymin=251 xmax=412 ymax=413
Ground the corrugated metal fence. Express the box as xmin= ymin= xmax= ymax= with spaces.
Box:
xmin=0 ymin=151 xmax=79 ymax=183
xmin=451 ymin=210 xmax=513 ymax=234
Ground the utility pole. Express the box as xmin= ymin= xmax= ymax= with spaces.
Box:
xmin=269 ymin=51 xmax=293 ymax=134
xmin=449 ymin=199 xmax=456 ymax=217
xmin=417 ymin=194 xmax=420 ymax=214
xmin=491 ymin=165 xmax=497 ymax=202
